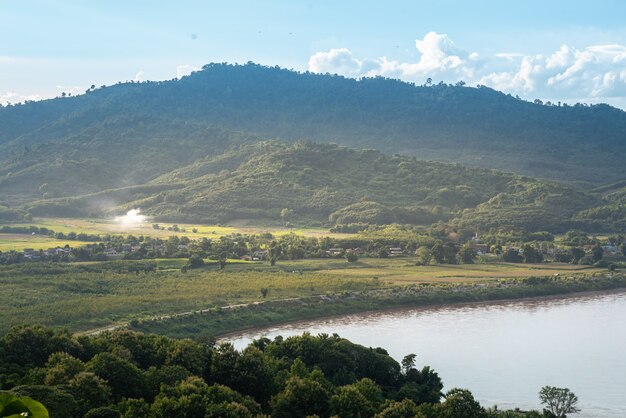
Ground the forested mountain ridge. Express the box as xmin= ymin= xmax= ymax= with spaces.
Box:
xmin=25 ymin=141 xmax=622 ymax=233
xmin=1 ymin=62 xmax=625 ymax=189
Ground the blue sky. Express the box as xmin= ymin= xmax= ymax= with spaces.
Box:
xmin=2 ymin=0 xmax=626 ymax=107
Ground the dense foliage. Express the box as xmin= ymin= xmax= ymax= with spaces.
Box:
xmin=0 ymin=326 xmax=557 ymax=417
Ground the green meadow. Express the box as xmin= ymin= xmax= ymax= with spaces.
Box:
xmin=0 ymin=217 xmax=356 ymax=251
xmin=0 ymin=256 xmax=611 ymax=336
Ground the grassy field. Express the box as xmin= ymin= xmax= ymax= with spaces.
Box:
xmin=310 ymin=259 xmax=605 ymax=284
xmin=0 ymin=259 xmax=382 ymax=334
xmin=0 ymin=217 xmax=356 ymax=251
xmin=0 ymin=256 xmax=613 ymax=335
xmin=220 ymin=257 xmax=605 ymax=283
xmin=0 ymin=233 xmax=79 ymax=251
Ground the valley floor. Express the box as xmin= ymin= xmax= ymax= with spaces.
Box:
xmin=1 ymin=255 xmax=620 ymax=338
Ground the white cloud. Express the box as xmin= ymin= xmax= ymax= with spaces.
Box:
xmin=307 ymin=33 xmax=626 ymax=108
xmin=413 ymin=31 xmax=468 ymax=72
xmin=55 ymin=85 xmax=83 ymax=96
xmin=308 ymin=33 xmax=479 ymax=83
xmin=495 ymin=52 xmax=524 ymax=61
xmin=308 ymin=48 xmax=364 ymax=76
xmin=546 ymin=45 xmax=572 ymax=69
xmin=176 ymin=64 xmax=200 ymax=79
xmin=0 ymin=91 xmax=42 ymax=105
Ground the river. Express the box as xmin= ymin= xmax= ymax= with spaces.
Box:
xmin=225 ymin=291 xmax=626 ymax=417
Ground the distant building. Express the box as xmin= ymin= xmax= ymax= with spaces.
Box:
xmin=327 ymin=248 xmax=344 ymax=256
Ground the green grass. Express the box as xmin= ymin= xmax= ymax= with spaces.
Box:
xmin=133 ymin=273 xmax=626 ymax=339
xmin=0 ymin=256 xmax=616 ymax=336
xmin=0 ymin=261 xmax=375 ymax=334
xmin=0 ymin=233 xmax=80 ymax=251
xmin=219 ymin=257 xmax=605 ymax=283
xmin=0 ymin=217 xmax=356 ymax=251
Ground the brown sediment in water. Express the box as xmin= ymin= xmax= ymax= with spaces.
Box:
xmin=218 ymin=287 xmax=626 ymax=341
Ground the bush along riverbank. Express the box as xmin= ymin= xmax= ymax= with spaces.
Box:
xmin=129 ymin=272 xmax=626 ymax=339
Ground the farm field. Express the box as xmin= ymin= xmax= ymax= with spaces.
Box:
xmin=0 ymin=260 xmax=374 ymax=334
xmin=0 ymin=233 xmax=79 ymax=251
xmin=220 ymin=257 xmax=605 ymax=283
xmin=300 ymin=258 xmax=605 ymax=283
xmin=0 ymin=217 xmax=356 ymax=251
xmin=0 ymin=256 xmax=608 ymax=335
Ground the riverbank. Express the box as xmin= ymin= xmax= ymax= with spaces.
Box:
xmin=129 ymin=272 xmax=626 ymax=339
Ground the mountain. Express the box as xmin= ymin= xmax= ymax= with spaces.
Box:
xmin=1 ymin=63 xmax=626 ymax=202
xmin=26 ymin=141 xmax=617 ymax=233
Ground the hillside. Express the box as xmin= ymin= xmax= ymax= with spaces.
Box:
xmin=26 ymin=141 xmax=617 ymax=233
xmin=0 ymin=119 xmax=256 ymax=204
xmin=1 ymin=63 xmax=625 ymax=192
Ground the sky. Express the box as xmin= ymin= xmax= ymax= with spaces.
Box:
xmin=2 ymin=0 xmax=626 ymax=108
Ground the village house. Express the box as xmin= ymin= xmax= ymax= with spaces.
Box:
xmin=327 ymin=247 xmax=344 ymax=256
xmin=469 ymin=242 xmax=489 ymax=255
xmin=22 ymin=248 xmax=40 ymax=260
xmin=252 ymin=250 xmax=268 ymax=261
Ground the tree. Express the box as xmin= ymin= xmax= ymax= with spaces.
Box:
xmin=523 ymin=244 xmax=543 ymax=263
xmin=346 ymin=252 xmax=359 ymax=262
xmin=2 ymin=325 xmax=74 ymax=367
xmin=401 ymin=354 xmax=416 ymax=375
xmin=330 ymin=386 xmax=375 ymax=418
xmin=458 ymin=244 xmax=476 ymax=264
xmin=186 ymin=254 xmax=204 ymax=269
xmin=69 ymin=372 xmax=113 ymax=413
xmin=503 ymin=248 xmax=523 ymax=263
xmin=415 ymin=247 xmax=432 ymax=266
xmin=401 ymin=366 xmax=444 ymax=405
xmin=85 ymin=353 xmax=146 ymax=399
xmin=591 ymin=245 xmax=604 ymax=263
xmin=570 ymin=247 xmax=585 ymax=264
xmin=84 ymin=406 xmax=120 ymax=418
xmin=351 ymin=378 xmax=384 ymax=408
xmin=431 ymin=243 xmax=445 ymax=264
xmin=270 ymin=376 xmax=331 ymax=418
xmin=539 ymin=386 xmax=580 ymax=417
xmin=280 ymin=208 xmax=293 ymax=225
xmin=44 ymin=352 xmax=85 ymax=385
xmin=268 ymin=243 xmax=281 ymax=266
xmin=443 ymin=244 xmax=458 ymax=264
xmin=439 ymin=388 xmax=485 ymax=418
xmin=376 ymin=399 xmax=420 ymax=417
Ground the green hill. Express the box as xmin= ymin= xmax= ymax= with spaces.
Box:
xmin=1 ymin=63 xmax=625 ymax=195
xmin=0 ymin=118 xmax=256 ymax=204
xmin=26 ymin=141 xmax=613 ymax=233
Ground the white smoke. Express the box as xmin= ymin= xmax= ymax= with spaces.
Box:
xmin=114 ymin=208 xmax=148 ymax=227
